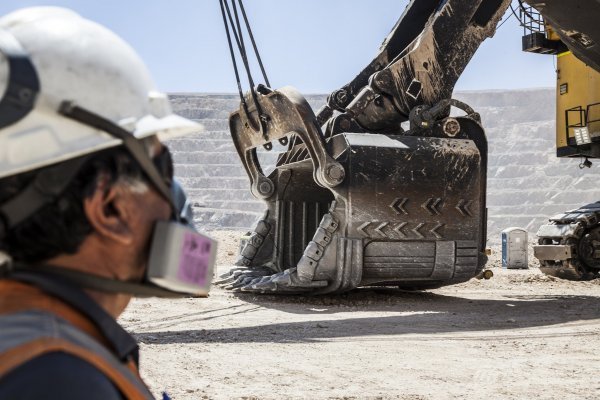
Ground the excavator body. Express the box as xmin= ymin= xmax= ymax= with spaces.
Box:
xmin=520 ymin=0 xmax=600 ymax=280
xmin=218 ymin=0 xmax=537 ymax=293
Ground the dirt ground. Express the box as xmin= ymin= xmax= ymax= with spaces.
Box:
xmin=120 ymin=231 xmax=600 ymax=400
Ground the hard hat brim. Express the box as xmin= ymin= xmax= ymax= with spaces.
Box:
xmin=135 ymin=114 xmax=205 ymax=141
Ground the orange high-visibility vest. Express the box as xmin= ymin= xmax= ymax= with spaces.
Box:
xmin=0 ymin=280 xmax=154 ymax=400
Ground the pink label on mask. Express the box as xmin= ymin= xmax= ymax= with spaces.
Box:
xmin=177 ymin=231 xmax=213 ymax=286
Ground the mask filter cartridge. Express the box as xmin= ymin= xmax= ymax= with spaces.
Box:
xmin=147 ymin=221 xmax=217 ymax=296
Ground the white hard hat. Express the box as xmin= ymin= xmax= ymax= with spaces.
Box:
xmin=0 ymin=7 xmax=203 ymax=180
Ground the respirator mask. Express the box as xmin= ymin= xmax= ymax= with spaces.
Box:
xmin=144 ymin=147 xmax=217 ymax=297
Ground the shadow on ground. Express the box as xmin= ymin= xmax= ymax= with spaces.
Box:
xmin=133 ymin=291 xmax=600 ymax=344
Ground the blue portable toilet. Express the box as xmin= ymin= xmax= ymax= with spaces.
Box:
xmin=501 ymin=227 xmax=528 ymax=269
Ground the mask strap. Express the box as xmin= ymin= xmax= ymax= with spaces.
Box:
xmin=58 ymin=101 xmax=179 ymax=220
xmin=0 ymin=28 xmax=40 ymax=129
xmin=5 ymin=263 xmax=195 ymax=298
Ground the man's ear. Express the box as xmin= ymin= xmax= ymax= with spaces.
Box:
xmin=83 ymin=174 xmax=134 ymax=245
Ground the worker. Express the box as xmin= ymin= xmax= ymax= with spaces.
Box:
xmin=0 ymin=7 xmax=215 ymax=399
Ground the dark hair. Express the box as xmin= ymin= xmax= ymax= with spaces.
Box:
xmin=0 ymin=148 xmax=144 ymax=264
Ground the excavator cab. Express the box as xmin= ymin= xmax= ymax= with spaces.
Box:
xmin=218 ymin=0 xmax=511 ymax=294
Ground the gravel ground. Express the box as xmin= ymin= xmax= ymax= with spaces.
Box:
xmin=120 ymin=230 xmax=600 ymax=400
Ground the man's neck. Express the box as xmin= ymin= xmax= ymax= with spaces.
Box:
xmin=44 ymin=237 xmax=135 ymax=318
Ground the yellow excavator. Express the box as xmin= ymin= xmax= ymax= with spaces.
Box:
xmin=216 ymin=0 xmax=600 ymax=293
xmin=521 ymin=2 xmax=600 ymax=280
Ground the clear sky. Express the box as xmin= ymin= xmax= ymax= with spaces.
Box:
xmin=1 ymin=1 xmax=557 ymax=94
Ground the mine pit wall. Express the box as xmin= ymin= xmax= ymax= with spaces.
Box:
xmin=168 ymin=89 xmax=600 ymax=245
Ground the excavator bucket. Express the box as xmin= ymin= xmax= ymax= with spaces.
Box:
xmin=218 ymin=86 xmax=488 ymax=294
